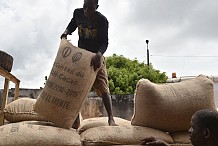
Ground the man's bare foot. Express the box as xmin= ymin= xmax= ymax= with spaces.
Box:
xmin=108 ymin=118 xmax=117 ymax=126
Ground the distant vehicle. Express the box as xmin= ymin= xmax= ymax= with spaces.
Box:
xmin=166 ymin=75 xmax=218 ymax=107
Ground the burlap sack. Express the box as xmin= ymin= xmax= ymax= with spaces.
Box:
xmin=80 ymin=125 xmax=173 ymax=145
xmin=170 ymin=144 xmax=193 ymax=146
xmin=0 ymin=111 xmax=4 ymax=125
xmin=78 ymin=117 xmax=131 ymax=134
xmin=35 ymin=39 xmax=101 ymax=129
xmin=170 ymin=132 xmax=191 ymax=144
xmin=131 ymin=75 xmax=216 ymax=132
xmin=0 ymin=121 xmax=81 ymax=146
xmin=4 ymin=98 xmax=45 ymax=123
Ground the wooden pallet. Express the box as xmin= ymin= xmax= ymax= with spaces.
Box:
xmin=0 ymin=66 xmax=20 ymax=125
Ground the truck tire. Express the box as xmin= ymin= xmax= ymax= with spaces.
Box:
xmin=0 ymin=50 xmax=13 ymax=72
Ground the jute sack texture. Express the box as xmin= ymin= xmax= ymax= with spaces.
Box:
xmin=169 ymin=144 xmax=193 ymax=146
xmin=35 ymin=39 xmax=101 ymax=129
xmin=80 ymin=125 xmax=173 ymax=145
xmin=0 ymin=121 xmax=81 ymax=146
xmin=170 ymin=132 xmax=191 ymax=144
xmin=4 ymin=98 xmax=45 ymax=123
xmin=0 ymin=111 xmax=4 ymax=125
xmin=77 ymin=117 xmax=131 ymax=134
xmin=131 ymin=75 xmax=216 ymax=132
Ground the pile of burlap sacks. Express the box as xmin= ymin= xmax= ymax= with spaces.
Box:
xmin=0 ymin=39 xmax=216 ymax=146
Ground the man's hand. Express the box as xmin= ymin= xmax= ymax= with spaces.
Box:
xmin=60 ymin=30 xmax=69 ymax=39
xmin=91 ymin=52 xmax=102 ymax=71
xmin=60 ymin=33 xmax=68 ymax=39
xmin=141 ymin=137 xmax=169 ymax=146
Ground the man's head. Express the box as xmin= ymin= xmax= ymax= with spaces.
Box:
xmin=188 ymin=109 xmax=218 ymax=146
xmin=83 ymin=0 xmax=99 ymax=18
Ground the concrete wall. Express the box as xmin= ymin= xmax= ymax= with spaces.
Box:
xmin=4 ymin=88 xmax=43 ymax=99
xmin=3 ymin=88 xmax=43 ymax=103
xmin=2 ymin=88 xmax=134 ymax=120
xmin=81 ymin=94 xmax=134 ymax=121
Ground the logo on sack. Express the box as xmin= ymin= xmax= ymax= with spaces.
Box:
xmin=72 ymin=52 xmax=82 ymax=63
xmin=62 ymin=47 xmax=72 ymax=58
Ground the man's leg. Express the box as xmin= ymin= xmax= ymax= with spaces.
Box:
xmin=93 ymin=58 xmax=116 ymax=126
xmin=72 ymin=114 xmax=80 ymax=129
xmin=102 ymin=93 xmax=116 ymax=126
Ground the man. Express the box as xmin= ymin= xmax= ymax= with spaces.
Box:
xmin=141 ymin=109 xmax=218 ymax=146
xmin=60 ymin=0 xmax=116 ymax=128
xmin=188 ymin=109 xmax=218 ymax=146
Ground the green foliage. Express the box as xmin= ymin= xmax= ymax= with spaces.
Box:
xmin=106 ymin=54 xmax=167 ymax=94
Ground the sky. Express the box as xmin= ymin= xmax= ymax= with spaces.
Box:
xmin=0 ymin=0 xmax=218 ymax=89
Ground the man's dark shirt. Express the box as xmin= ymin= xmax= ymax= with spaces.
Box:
xmin=66 ymin=8 xmax=109 ymax=54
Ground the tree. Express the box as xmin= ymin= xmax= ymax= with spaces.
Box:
xmin=106 ymin=54 xmax=167 ymax=94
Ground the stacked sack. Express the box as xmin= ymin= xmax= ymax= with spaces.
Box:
xmin=2 ymin=98 xmax=81 ymax=146
xmin=0 ymin=38 xmax=102 ymax=145
xmin=0 ymin=121 xmax=81 ymax=146
xmin=131 ymin=75 xmax=216 ymax=131
xmin=78 ymin=116 xmax=170 ymax=145
xmin=1 ymin=51 xmax=216 ymax=146
xmin=131 ymin=75 xmax=216 ymax=145
xmin=80 ymin=75 xmax=216 ymax=146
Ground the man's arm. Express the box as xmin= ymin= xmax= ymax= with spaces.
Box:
xmin=97 ymin=16 xmax=109 ymax=55
xmin=91 ymin=51 xmax=102 ymax=71
xmin=91 ymin=16 xmax=108 ymax=71
xmin=61 ymin=10 xmax=78 ymax=39
xmin=141 ymin=137 xmax=169 ymax=146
